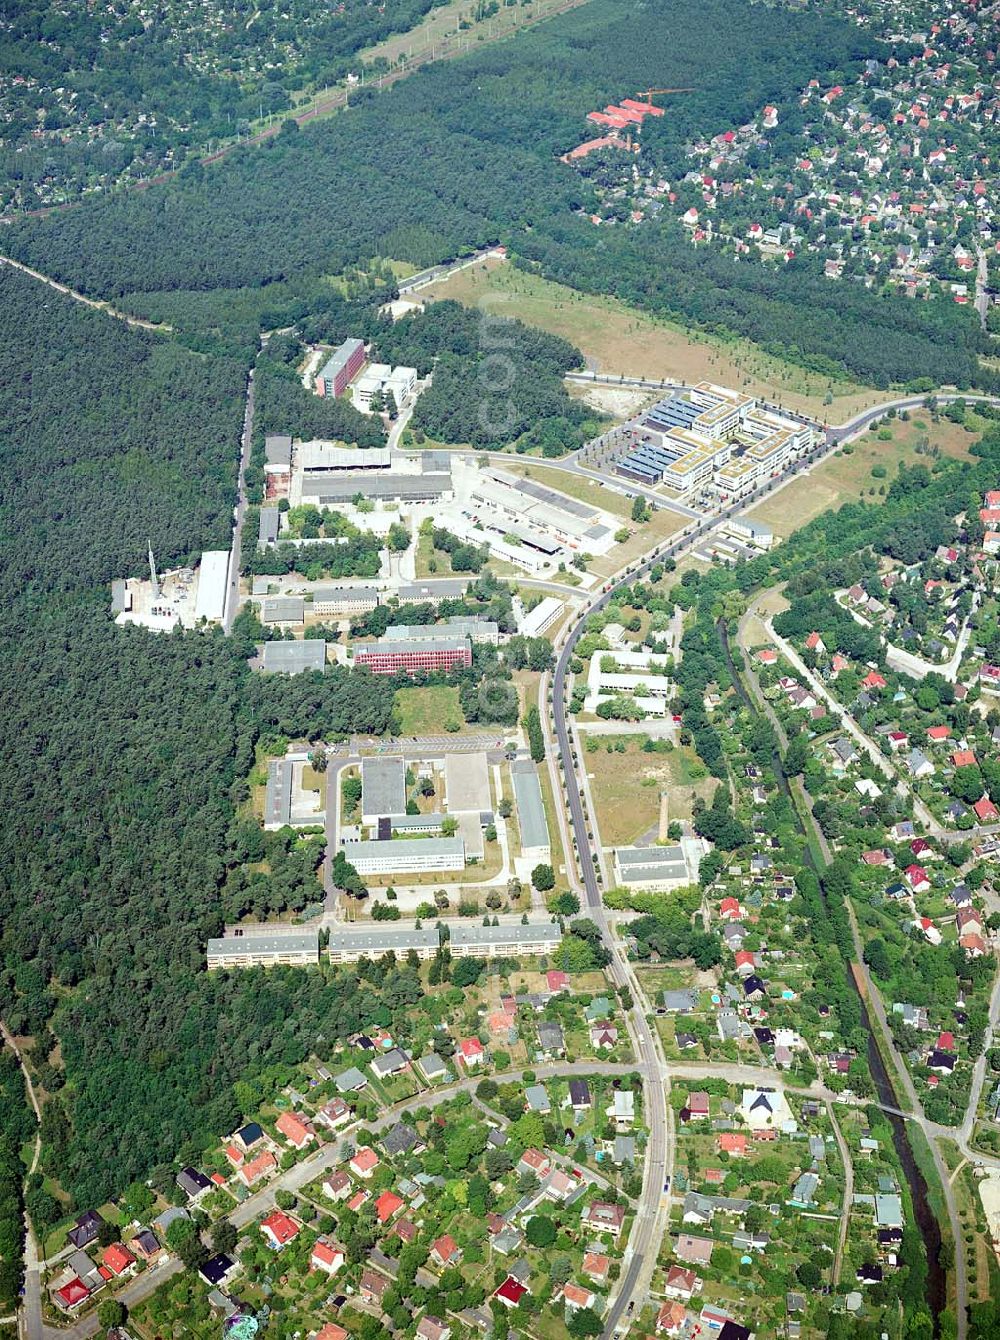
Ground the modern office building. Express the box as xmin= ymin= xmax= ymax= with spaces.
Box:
xmin=207 ymin=928 xmax=319 ymax=970
xmin=315 ymin=339 xmax=366 ymax=398
xmin=354 ymin=636 xmax=472 ymax=676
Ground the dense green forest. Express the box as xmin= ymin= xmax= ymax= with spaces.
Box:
xmin=8 ymin=0 xmax=988 ymax=389
xmin=0 ymin=270 xmax=401 ymax=1213
xmin=0 ymin=0 xmax=449 ymax=211
xmin=373 ymin=300 xmax=600 ymax=450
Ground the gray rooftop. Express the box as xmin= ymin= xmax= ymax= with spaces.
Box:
xmin=327 ymin=925 xmax=442 ymax=955
xmin=259 ymin=507 xmax=280 ymax=547
xmin=207 ymin=930 xmax=319 ymax=961
xmin=510 ymin=759 xmax=550 ymax=853
xmin=264 ymin=433 xmax=292 ymax=466
xmin=259 ymin=641 xmax=326 ymax=674
xmin=302 ymin=473 xmax=451 ymax=502
xmin=385 ymin=618 xmax=498 ymax=643
xmin=449 ymin=921 xmax=561 ymax=950
xmin=342 ymin=836 xmax=465 ymax=860
xmin=318 ymin=338 xmax=364 ymax=385
xmin=362 ymin=756 xmax=407 ymax=820
xmin=616 ymin=844 xmax=687 ymax=869
xmin=397 ymin=580 xmax=468 ymax=601
xmin=264 ymin=758 xmax=293 ymax=827
xmin=260 ymin=596 xmax=304 ymax=624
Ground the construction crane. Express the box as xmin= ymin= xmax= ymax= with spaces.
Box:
xmin=636 ymin=87 xmax=696 ymax=104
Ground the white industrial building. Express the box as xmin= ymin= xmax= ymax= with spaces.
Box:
xmin=340 ymin=836 xmax=466 ymax=875
xmin=194 ymin=550 xmax=230 ymax=623
xmin=613 ymin=844 xmax=695 ymax=890
xmin=309 ymin=585 xmax=381 ymax=618
xmin=519 ymin=596 xmax=563 ymax=638
xmin=352 ymin=364 xmax=417 ymax=412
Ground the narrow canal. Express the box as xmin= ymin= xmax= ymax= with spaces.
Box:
xmin=718 ymin=620 xmax=946 ymax=1330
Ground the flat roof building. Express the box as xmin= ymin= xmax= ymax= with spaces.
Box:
xmin=259 ymin=507 xmax=280 ymax=548
xmin=445 ymin=752 xmax=492 ymax=814
xmin=207 ymin=928 xmax=319 ymax=970
xmin=264 ymin=759 xmax=293 ymax=829
xmin=361 ymin=756 xmax=407 ymax=824
xmin=614 ymin=844 xmax=691 ymax=890
xmin=384 ymin=617 xmax=499 ymax=646
xmin=301 ymin=472 xmax=452 ymax=505
xmin=259 ymin=641 xmax=326 ymax=675
xmin=520 ymin=597 xmax=562 ymax=638
xmin=340 ymin=836 xmax=465 ymax=875
xmin=195 ymin=551 xmax=230 ymax=623
xmin=309 ymin=585 xmax=380 ymax=618
xmin=397 ymin=580 xmax=468 ymax=603
xmin=328 ymin=924 xmax=442 ymax=963
xmin=265 ymin=434 xmax=292 ymax=467
xmin=260 ymin=596 xmax=305 ymax=626
xmin=355 ymin=637 xmax=472 ymax=677
xmin=510 ymin=759 xmax=550 ymax=861
xmin=449 ymin=921 xmax=562 ymax=959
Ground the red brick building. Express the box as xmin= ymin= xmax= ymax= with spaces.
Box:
xmin=355 ymin=637 xmax=472 ymax=676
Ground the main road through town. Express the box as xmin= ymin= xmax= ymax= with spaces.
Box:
xmin=223 ymin=369 xmax=255 ymax=635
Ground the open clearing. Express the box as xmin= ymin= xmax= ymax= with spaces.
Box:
xmin=501 ymin=460 xmax=635 ymax=519
xmin=580 ymin=736 xmax=718 ymax=846
xmin=747 ymin=415 xmax=980 ymax=539
xmin=423 ymin=262 xmax=885 ymax=420
xmin=394 ymin=685 xmax=464 ymax=734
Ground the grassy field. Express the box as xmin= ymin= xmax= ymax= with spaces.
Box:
xmin=423 ymin=262 xmax=885 ymax=420
xmin=414 ymin=527 xmax=453 ymax=578
xmin=590 ymin=509 xmax=688 ymax=579
xmin=580 ymin=737 xmax=718 ymax=846
xmin=747 ymin=415 xmax=980 ymax=539
xmin=394 ymin=685 xmax=465 ymax=734
xmin=362 ymin=0 xmax=588 ymax=71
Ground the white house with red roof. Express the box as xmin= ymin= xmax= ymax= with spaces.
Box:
xmin=311 ymin=1240 xmax=345 ymax=1275
xmin=350 ymin=1146 xmax=380 ymax=1178
xmin=457 ymin=1037 xmax=485 ymax=1067
xmin=261 ymin=1210 xmax=299 ymax=1249
xmin=905 ymin=864 xmax=930 ymax=892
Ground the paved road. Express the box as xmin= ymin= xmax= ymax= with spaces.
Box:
xmin=223 ymin=370 xmax=255 ymax=634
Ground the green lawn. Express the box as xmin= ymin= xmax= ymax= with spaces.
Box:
xmin=394 ymin=685 xmax=465 ymax=734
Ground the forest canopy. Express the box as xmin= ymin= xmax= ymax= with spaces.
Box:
xmin=6 ymin=0 xmax=987 ymax=389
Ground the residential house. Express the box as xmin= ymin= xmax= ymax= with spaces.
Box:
xmin=663 ymin=1265 xmax=702 ymax=1301
xmin=562 ymin=1283 xmax=597 ymax=1311
xmin=351 ymin=1147 xmax=380 ymax=1178
xmin=569 ymin=1078 xmax=592 ymax=1110
xmin=675 ymin=1234 xmax=714 ymax=1266
xmin=238 ymin=1150 xmax=276 ymax=1188
xmin=275 ymin=1111 xmax=314 ymax=1150
xmin=431 ymin=1235 xmax=462 ymax=1268
xmin=582 ymin=1202 xmax=626 ymax=1238
xmin=261 ymin=1211 xmax=299 ymax=1249
xmin=311 ymin=1240 xmax=345 ymax=1275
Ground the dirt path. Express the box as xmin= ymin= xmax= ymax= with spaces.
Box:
xmin=0 ymin=256 xmax=172 ymax=333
